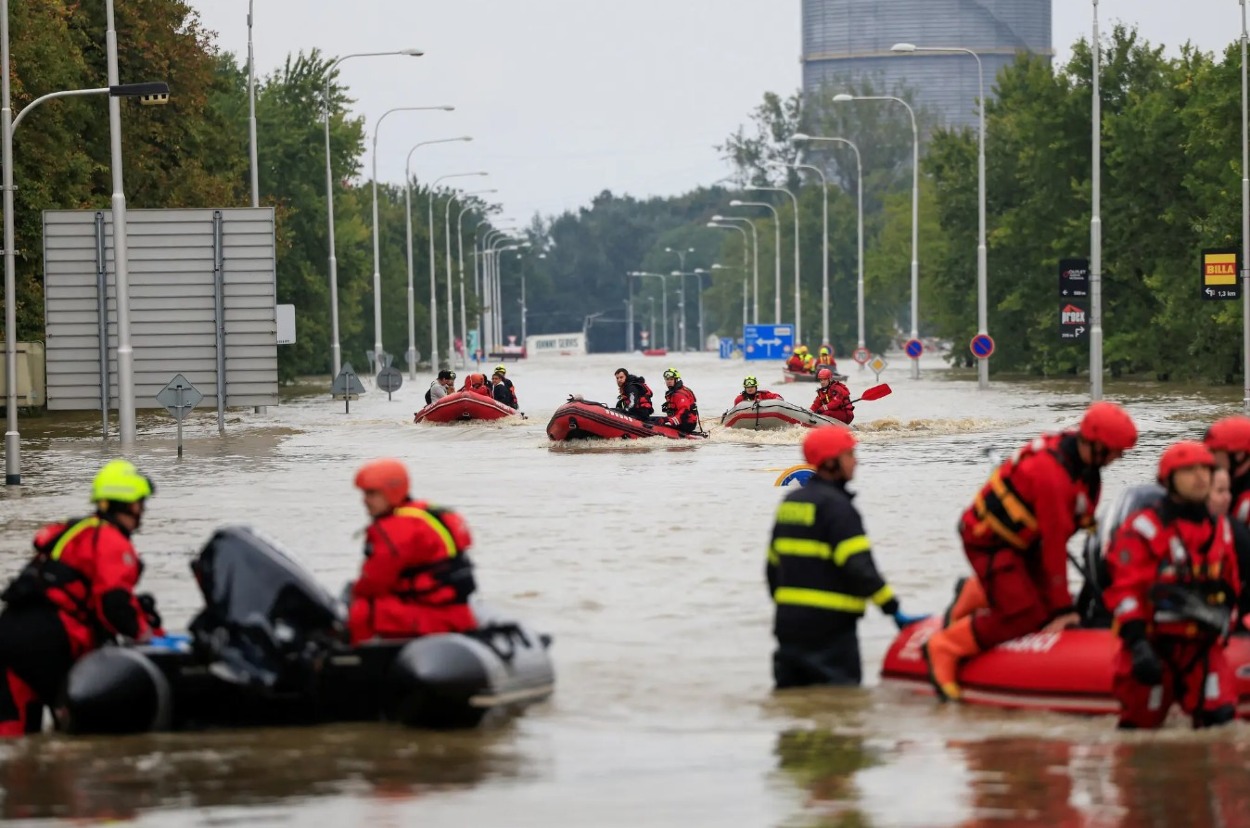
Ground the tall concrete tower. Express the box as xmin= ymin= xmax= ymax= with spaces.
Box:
xmin=801 ymin=0 xmax=1053 ymax=127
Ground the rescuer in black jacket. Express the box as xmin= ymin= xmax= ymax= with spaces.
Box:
xmin=767 ymin=427 xmax=925 ymax=688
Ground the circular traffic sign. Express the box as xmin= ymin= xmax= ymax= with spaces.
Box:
xmin=970 ymin=333 xmax=996 ymax=359
xmin=852 ymin=347 xmax=871 ymax=365
xmin=904 ymin=338 xmax=924 ymax=359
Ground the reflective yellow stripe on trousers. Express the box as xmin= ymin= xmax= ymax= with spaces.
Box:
xmin=772 ymin=587 xmax=868 ymax=613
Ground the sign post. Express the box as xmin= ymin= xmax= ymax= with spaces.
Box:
xmin=1059 ymin=258 xmax=1090 ymax=342
xmin=331 ymin=362 xmax=366 ymax=414
xmin=1201 ymin=248 xmax=1241 ymax=301
xmin=155 ymin=373 xmax=203 ymax=458
xmin=868 ymin=354 xmax=888 ymax=384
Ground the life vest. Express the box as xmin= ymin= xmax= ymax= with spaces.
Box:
xmin=617 ymin=375 xmax=654 ymax=416
xmin=968 ymin=432 xmax=1098 ymax=552
xmin=3 ymin=517 xmax=100 ymax=620
xmin=816 ymin=354 xmax=836 ymax=368
xmin=662 ymin=383 xmax=699 ymax=427
xmin=373 ymin=503 xmax=476 ymax=606
xmin=497 ymin=378 xmax=519 ymax=409
xmin=786 ymin=355 xmax=805 ymax=372
xmin=1120 ymin=507 xmax=1236 ymax=639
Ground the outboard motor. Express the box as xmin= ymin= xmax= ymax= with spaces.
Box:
xmin=189 ymin=526 xmax=345 ymax=691
xmin=1077 ymin=483 xmax=1165 ymax=627
xmin=59 ymin=646 xmax=173 ymax=734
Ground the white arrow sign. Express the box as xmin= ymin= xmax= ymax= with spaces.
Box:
xmin=1206 ymin=288 xmax=1216 ymax=296
xmin=1074 ymin=326 xmax=1086 ymax=336
xmin=755 ymin=338 xmax=782 ymax=346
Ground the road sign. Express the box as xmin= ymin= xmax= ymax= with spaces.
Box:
xmin=1202 ymin=248 xmax=1241 ymax=301
xmin=868 ymin=354 xmax=888 ymax=380
xmin=852 ymin=347 xmax=871 ymax=365
xmin=970 ymin=333 xmax=995 ymax=359
xmin=744 ymin=324 xmax=795 ymax=362
xmin=718 ymin=337 xmax=735 ymax=359
xmin=1059 ymin=258 xmax=1089 ymax=299
xmin=376 ymin=366 xmax=403 ymax=399
xmin=1059 ymin=302 xmax=1089 ymax=342
xmin=276 ymin=304 xmax=296 ymax=345
xmin=904 ymin=339 xmax=923 ymax=359
xmin=332 ymin=362 xmax=366 ymax=413
xmin=156 ymin=374 xmax=203 ymax=458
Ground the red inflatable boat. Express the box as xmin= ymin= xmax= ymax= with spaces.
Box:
xmin=413 ymin=390 xmax=517 ymax=424
xmin=546 ymin=401 xmax=704 ymax=441
xmin=880 ymin=616 xmax=1250 ymax=717
xmin=782 ymin=369 xmax=847 ymax=384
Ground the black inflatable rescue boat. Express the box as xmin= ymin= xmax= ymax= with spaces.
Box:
xmin=57 ymin=526 xmax=555 ymax=734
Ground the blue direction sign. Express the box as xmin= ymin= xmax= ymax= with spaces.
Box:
xmin=744 ymin=324 xmax=795 ymax=362
xmin=970 ymin=334 xmax=995 ymax=359
xmin=904 ymin=338 xmax=924 ymax=359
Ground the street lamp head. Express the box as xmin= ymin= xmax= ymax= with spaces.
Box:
xmin=729 ymin=200 xmax=744 ymax=206
xmin=670 ymin=270 xmax=682 ymax=276
xmin=891 ymin=43 xmax=917 ymax=53
xmin=832 ymin=93 xmax=855 ymax=103
xmin=711 ymin=214 xmax=726 ymax=221
xmin=401 ymin=48 xmax=425 ymax=57
xmin=790 ymin=133 xmax=811 ymax=143
xmin=711 ymin=264 xmax=730 ymax=270
xmin=438 ymin=105 xmax=456 ymax=111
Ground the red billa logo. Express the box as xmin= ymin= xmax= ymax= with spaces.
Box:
xmin=1061 ymin=304 xmax=1086 ymax=325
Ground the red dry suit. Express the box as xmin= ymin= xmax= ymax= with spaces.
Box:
xmin=1104 ymin=502 xmax=1240 ymax=728
xmin=785 ymin=354 xmax=806 ymax=372
xmin=660 ymin=381 xmax=700 ymax=433
xmin=734 ymin=390 xmax=783 ymax=405
xmin=0 ymin=514 xmax=155 ymax=736
xmin=460 ymin=374 xmax=491 ymax=397
xmin=815 ymin=354 xmax=837 ymax=370
xmin=811 ymin=383 xmax=854 ymax=425
xmin=347 ymin=500 xmax=478 ymax=644
xmin=958 ymin=432 xmax=1099 ymax=648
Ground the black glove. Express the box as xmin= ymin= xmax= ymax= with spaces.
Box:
xmin=1128 ymin=638 xmax=1163 ymax=686
xmin=137 ymin=592 xmax=162 ymax=632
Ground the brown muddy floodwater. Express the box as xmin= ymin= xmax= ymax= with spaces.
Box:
xmin=1 ymin=350 xmax=1248 ymax=827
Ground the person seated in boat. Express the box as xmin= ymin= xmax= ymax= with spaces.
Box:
xmin=460 ymin=373 xmax=492 ymax=397
xmin=348 ymin=459 xmax=478 ymax=645
xmin=768 ymin=427 xmax=924 ymax=688
xmin=923 ymin=401 xmax=1138 ymax=702
xmin=1207 ymin=465 xmax=1250 ymax=632
xmin=613 ymin=368 xmax=655 ymax=421
xmin=0 ymin=460 xmax=161 ymax=736
xmin=811 ymin=368 xmax=854 ymax=425
xmin=1104 ymin=441 xmax=1239 ymax=730
xmin=490 ymin=365 xmax=518 ymax=410
xmin=785 ymin=347 xmax=807 ymax=373
xmin=734 ymin=375 xmax=783 ymax=406
xmin=425 ymin=370 xmax=456 ymax=406
xmin=1205 ymin=415 xmax=1250 ymax=526
xmin=815 ymin=346 xmax=837 ymax=371
xmin=659 ymin=368 xmax=700 ymax=434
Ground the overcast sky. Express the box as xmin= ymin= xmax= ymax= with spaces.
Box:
xmin=189 ymin=1 xmax=1235 ymax=224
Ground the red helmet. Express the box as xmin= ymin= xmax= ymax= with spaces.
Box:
xmin=1157 ymin=441 xmax=1216 ymax=484
xmin=1205 ymin=415 xmax=1250 ymax=455
xmin=354 ymin=458 xmax=409 ymax=507
xmin=1078 ymin=401 xmax=1137 ymax=451
xmin=816 ymin=368 xmax=833 ymax=382
xmin=803 ymin=426 xmax=857 ymax=467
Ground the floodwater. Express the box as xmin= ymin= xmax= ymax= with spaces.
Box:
xmin=1 ymin=350 xmax=1248 ymax=827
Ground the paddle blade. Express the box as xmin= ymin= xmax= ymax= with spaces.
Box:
xmin=859 ymin=383 xmax=892 ymax=401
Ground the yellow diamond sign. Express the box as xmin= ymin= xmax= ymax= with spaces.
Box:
xmin=868 ymin=355 xmax=888 ymax=374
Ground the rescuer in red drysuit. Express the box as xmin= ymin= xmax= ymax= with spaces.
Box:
xmin=659 ymin=368 xmax=700 ymax=434
xmin=924 ymin=401 xmax=1138 ymax=701
xmin=347 ymin=459 xmax=478 ymax=644
xmin=0 ymin=459 xmax=160 ymax=736
xmin=1104 ymin=441 xmax=1240 ymax=729
xmin=734 ymin=375 xmax=783 ymax=406
xmin=811 ymin=368 xmax=854 ymax=425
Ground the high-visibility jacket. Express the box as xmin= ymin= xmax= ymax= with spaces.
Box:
xmin=767 ymin=478 xmax=898 ymax=644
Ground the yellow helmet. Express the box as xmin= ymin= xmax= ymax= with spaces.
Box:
xmin=820 ymin=347 xmax=830 ymax=355
xmin=794 ymin=346 xmax=806 ymax=355
xmin=91 ymin=459 xmax=154 ymax=504
xmin=743 ymin=376 xmax=759 ymax=388
xmin=493 ymin=364 xmax=507 ymax=376
xmin=663 ymin=367 xmax=681 ymax=380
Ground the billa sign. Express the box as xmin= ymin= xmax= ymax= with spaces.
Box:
xmin=1058 ymin=258 xmax=1090 ymax=342
xmin=1059 ymin=302 xmax=1089 ymax=342
xmin=1201 ymin=248 xmax=1241 ymax=301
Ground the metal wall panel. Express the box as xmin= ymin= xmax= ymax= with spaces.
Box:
xmin=801 ymin=0 xmax=1053 ymax=129
xmin=42 ymin=208 xmax=278 ymax=411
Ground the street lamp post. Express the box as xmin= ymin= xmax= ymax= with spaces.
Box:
xmin=427 ymin=172 xmax=487 ymax=369
xmin=479 ymin=226 xmax=513 ymax=356
xmin=693 ymin=268 xmax=711 ymax=347
xmin=784 ymin=163 xmax=829 ymax=346
xmin=403 ymin=136 xmax=471 ymax=379
xmin=892 ymin=42 xmax=989 ymax=389
xmin=628 ymin=272 xmax=668 ymax=349
xmin=712 ymin=215 xmax=760 ymax=323
xmin=323 ymin=48 xmax=423 ymax=378
xmin=730 ymin=200 xmax=782 ymax=324
xmin=1090 ymin=0 xmax=1103 ymax=401
xmin=247 ymin=0 xmax=259 ymax=207
xmin=834 ymin=92 xmax=920 ymax=379
xmin=1242 ymin=0 xmax=1250 ymax=412
xmin=748 ymin=185 xmax=801 ymax=342
xmin=2 ymin=20 xmax=168 ymax=479
xmin=456 ymin=194 xmax=496 ymax=367
xmin=665 ymin=246 xmax=694 ymax=351
xmin=792 ymin=134 xmax=866 ymax=352
xmin=490 ymin=237 xmax=526 ymax=347
xmin=370 ymin=105 xmax=453 ymax=371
